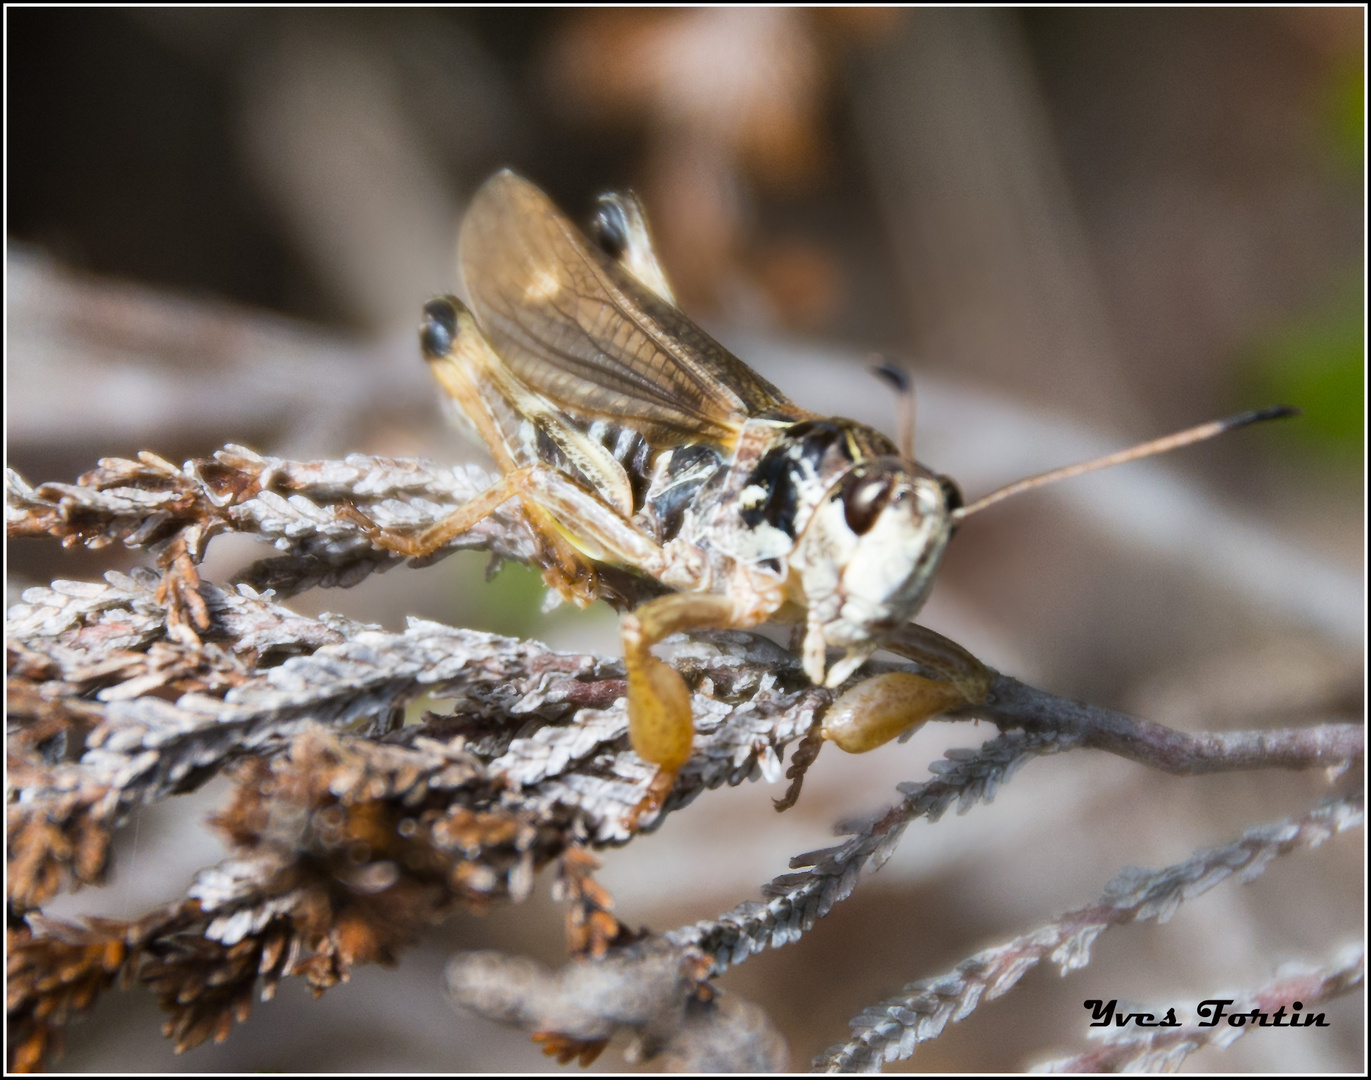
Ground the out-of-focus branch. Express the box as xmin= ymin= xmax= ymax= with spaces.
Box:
xmin=812 ymin=790 xmax=1364 ymax=1072
xmin=668 ymin=729 xmax=1075 ymax=974
xmin=7 ymin=246 xmax=414 ymax=460
xmin=850 ymin=9 xmax=1134 ymax=429
xmin=442 ymin=782 xmax=1362 ymax=1074
xmin=446 ymin=941 xmax=789 ymax=1071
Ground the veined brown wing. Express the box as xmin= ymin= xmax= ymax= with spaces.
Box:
xmin=459 ymin=170 xmax=801 ymax=447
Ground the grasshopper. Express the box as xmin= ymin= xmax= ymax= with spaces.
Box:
xmin=351 ymin=169 xmax=1292 ymax=822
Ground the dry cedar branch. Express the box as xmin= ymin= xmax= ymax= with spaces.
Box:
xmin=6 ymin=445 xmax=1364 ymax=1072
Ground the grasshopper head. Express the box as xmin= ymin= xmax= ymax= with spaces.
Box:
xmin=792 ymin=458 xmax=960 ymax=688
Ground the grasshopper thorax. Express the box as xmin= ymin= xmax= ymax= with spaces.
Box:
xmin=791 ymin=456 xmax=959 ymax=688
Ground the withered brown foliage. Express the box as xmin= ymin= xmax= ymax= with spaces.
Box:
xmin=555 ymin=846 xmax=640 ymax=962
xmin=6 ymin=447 xmax=1363 ymax=1072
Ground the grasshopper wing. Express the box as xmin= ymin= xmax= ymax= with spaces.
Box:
xmin=460 ymin=170 xmax=801 ymax=447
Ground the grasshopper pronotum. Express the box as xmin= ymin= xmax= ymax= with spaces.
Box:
xmin=349 ymin=170 xmax=1293 ymax=824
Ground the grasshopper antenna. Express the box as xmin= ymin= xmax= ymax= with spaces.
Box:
xmin=870 ymin=358 xmax=916 ymax=460
xmin=954 ymin=405 xmax=1300 ymax=522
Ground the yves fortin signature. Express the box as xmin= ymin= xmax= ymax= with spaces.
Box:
xmin=1085 ymin=998 xmax=1331 ymax=1029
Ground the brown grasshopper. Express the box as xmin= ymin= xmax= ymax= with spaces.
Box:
xmin=351 ymin=169 xmax=1293 ymax=822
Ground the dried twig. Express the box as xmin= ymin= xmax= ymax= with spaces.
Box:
xmin=6 ymin=446 xmax=537 ymax=598
xmin=554 ymin=847 xmax=638 ymax=961
xmin=668 ymin=729 xmax=1076 ymax=973
xmin=7 ymin=450 xmax=1362 ymax=1071
xmin=963 ymin=676 xmax=1363 ymax=777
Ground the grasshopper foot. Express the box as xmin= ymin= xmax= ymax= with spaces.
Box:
xmin=624 ymin=768 xmax=678 ymax=831
xmin=337 ymin=500 xmax=382 ymax=538
xmin=336 ymin=501 xmax=430 ymax=558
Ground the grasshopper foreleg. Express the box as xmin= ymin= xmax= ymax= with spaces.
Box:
xmin=821 ymin=624 xmax=993 ymax=753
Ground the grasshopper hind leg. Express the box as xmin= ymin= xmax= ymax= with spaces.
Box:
xmin=340 ymin=466 xmax=541 ymax=561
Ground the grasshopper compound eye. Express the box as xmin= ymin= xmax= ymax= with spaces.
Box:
xmin=838 ymin=467 xmax=896 ymax=537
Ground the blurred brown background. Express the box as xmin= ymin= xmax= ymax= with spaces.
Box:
xmin=7 ymin=7 xmax=1363 ymax=1072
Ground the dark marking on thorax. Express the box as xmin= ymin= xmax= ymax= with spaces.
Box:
xmin=738 ymin=420 xmax=869 ymax=539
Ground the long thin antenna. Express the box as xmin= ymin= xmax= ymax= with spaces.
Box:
xmin=953 ymin=405 xmax=1299 ymax=522
xmin=870 ymin=359 xmax=916 ymax=460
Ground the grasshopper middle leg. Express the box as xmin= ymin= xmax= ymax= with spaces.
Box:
xmin=620 ymin=592 xmax=746 ymax=820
